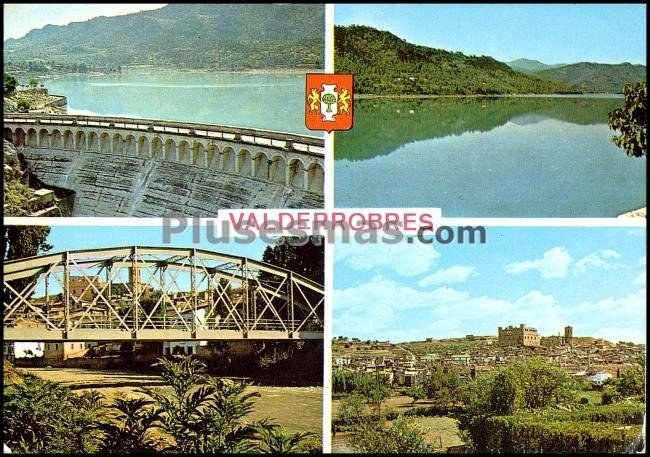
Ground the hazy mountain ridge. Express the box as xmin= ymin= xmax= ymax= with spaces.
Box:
xmin=535 ymin=62 xmax=646 ymax=93
xmin=335 ymin=25 xmax=574 ymax=95
xmin=506 ymin=58 xmax=565 ymax=73
xmin=507 ymin=58 xmax=646 ymax=93
xmin=4 ymin=4 xmax=325 ymax=70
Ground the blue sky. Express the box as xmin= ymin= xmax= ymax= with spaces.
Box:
xmin=42 ymin=224 xmax=270 ymax=261
xmin=336 ymin=4 xmax=647 ymax=65
xmin=334 ymin=227 xmax=646 ymax=343
xmin=3 ymin=4 xmax=166 ymax=40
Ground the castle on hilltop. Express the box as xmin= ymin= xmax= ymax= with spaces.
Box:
xmin=498 ymin=324 xmax=574 ymax=347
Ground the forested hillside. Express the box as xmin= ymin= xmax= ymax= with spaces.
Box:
xmin=334 ymin=25 xmax=574 ymax=95
xmin=534 ymin=62 xmax=646 ymax=93
xmin=3 ymin=4 xmax=324 ymax=71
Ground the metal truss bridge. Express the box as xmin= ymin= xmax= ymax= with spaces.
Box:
xmin=3 ymin=246 xmax=324 ymax=341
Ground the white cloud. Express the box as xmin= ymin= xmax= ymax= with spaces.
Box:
xmin=418 ymin=265 xmax=478 ymax=287
xmin=634 ymin=271 xmax=646 ymax=285
xmin=572 ymin=288 xmax=646 ymax=343
xmin=573 ymin=249 xmax=622 ymax=274
xmin=334 ymin=274 xmax=569 ymax=342
xmin=335 ymin=242 xmax=440 ymax=277
xmin=639 ymin=256 xmax=646 ymax=267
xmin=504 ymin=247 xmax=572 ymax=279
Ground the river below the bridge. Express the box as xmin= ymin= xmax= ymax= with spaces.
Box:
xmin=44 ymin=69 xmax=314 ymax=135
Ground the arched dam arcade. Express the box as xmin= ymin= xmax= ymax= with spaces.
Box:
xmin=4 ymin=114 xmax=325 ymax=216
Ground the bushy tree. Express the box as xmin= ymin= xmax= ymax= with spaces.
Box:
xmin=423 ymin=365 xmax=462 ymax=408
xmin=335 ymin=393 xmax=367 ymax=428
xmin=28 ymin=77 xmax=38 ymax=88
xmin=402 ymin=384 xmax=426 ymax=406
xmin=367 ymin=383 xmax=390 ymax=419
xmin=16 ymin=99 xmax=30 ymax=111
xmin=608 ymin=82 xmax=646 ymax=157
xmin=3 ymin=375 xmax=104 ymax=453
xmin=351 ymin=419 xmax=434 ymax=453
xmin=609 ymin=364 xmax=645 ymax=400
xmin=512 ymin=358 xmax=575 ymax=409
xmin=4 ymin=73 xmax=17 ymax=94
xmin=489 ymin=371 xmax=518 ymax=415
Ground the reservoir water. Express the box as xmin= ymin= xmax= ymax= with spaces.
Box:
xmin=44 ymin=69 xmax=314 ymax=135
xmin=335 ymin=97 xmax=646 ymax=217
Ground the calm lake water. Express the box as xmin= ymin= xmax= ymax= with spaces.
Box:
xmin=45 ymin=69 xmax=313 ymax=135
xmin=335 ymin=97 xmax=646 ymax=217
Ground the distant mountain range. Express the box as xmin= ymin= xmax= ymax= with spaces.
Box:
xmin=3 ymin=4 xmax=324 ymax=71
xmin=335 ymin=26 xmax=574 ymax=95
xmin=335 ymin=25 xmax=645 ymax=95
xmin=506 ymin=58 xmax=566 ymax=74
xmin=507 ymin=59 xmax=646 ymax=93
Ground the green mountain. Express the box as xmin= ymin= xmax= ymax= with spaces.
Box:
xmin=506 ymin=58 xmax=565 ymax=74
xmin=334 ymin=25 xmax=574 ymax=95
xmin=534 ymin=62 xmax=646 ymax=93
xmin=3 ymin=4 xmax=324 ymax=71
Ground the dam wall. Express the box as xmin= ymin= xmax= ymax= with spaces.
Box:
xmin=20 ymin=147 xmax=322 ymax=216
xmin=4 ymin=114 xmax=324 ymax=216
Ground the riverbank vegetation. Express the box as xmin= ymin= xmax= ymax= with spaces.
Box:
xmin=3 ymin=357 xmax=320 ymax=453
xmin=608 ymin=82 xmax=647 ymax=158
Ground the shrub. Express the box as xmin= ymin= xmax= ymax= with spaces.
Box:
xmin=335 ymin=394 xmax=367 ymax=428
xmin=3 ymin=375 xmax=104 ymax=453
xmin=350 ymin=419 xmax=434 ymax=453
xmin=16 ymin=100 xmax=30 ymax=112
xmin=466 ymin=414 xmax=641 ymax=453
xmin=384 ymin=408 xmax=400 ymax=420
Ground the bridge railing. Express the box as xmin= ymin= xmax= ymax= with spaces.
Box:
xmin=4 ymin=113 xmax=325 ymax=156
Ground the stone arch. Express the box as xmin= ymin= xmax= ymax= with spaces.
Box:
xmin=192 ymin=142 xmax=207 ymax=166
xmin=75 ymin=131 xmax=86 ymax=151
xmin=269 ymin=155 xmax=287 ymax=184
xmin=39 ymin=129 xmax=50 ymax=148
xmin=14 ymin=128 xmax=26 ymax=147
xmin=63 ymin=130 xmax=74 ymax=150
xmin=222 ymin=146 xmax=236 ymax=172
xmin=288 ymin=158 xmax=306 ymax=189
xmin=3 ymin=128 xmax=12 ymax=142
xmin=252 ymin=152 xmax=270 ymax=180
xmin=99 ymin=133 xmax=111 ymax=154
xmin=163 ymin=138 xmax=177 ymax=162
xmin=87 ymin=132 xmax=99 ymax=152
xmin=307 ymin=162 xmax=324 ymax=193
xmin=236 ymin=149 xmax=252 ymax=176
xmin=112 ymin=133 xmax=124 ymax=155
xmin=151 ymin=137 xmax=163 ymax=159
xmin=178 ymin=140 xmax=191 ymax=164
xmin=125 ymin=135 xmax=137 ymax=157
xmin=138 ymin=136 xmax=150 ymax=158
xmin=206 ymin=143 xmax=218 ymax=168
xmin=27 ymin=128 xmax=38 ymax=148
xmin=50 ymin=129 xmax=62 ymax=149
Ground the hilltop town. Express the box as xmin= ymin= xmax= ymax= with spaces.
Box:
xmin=333 ymin=324 xmax=644 ymax=387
